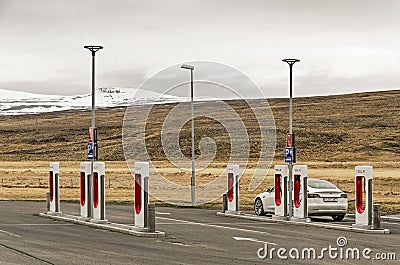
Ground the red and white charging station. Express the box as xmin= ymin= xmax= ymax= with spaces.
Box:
xmin=354 ymin=166 xmax=373 ymax=226
xmin=48 ymin=162 xmax=61 ymax=215
xmin=227 ymin=165 xmax=239 ymax=212
xmin=92 ymin=162 xmax=107 ymax=223
xmin=134 ymin=162 xmax=149 ymax=228
xmin=293 ymin=165 xmax=308 ymax=219
xmin=274 ymin=165 xmax=288 ymax=217
xmin=80 ymin=162 xmax=91 ymax=219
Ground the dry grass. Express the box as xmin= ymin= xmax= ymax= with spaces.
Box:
xmin=0 ymin=90 xmax=399 ymax=213
xmin=0 ymin=161 xmax=399 ymax=214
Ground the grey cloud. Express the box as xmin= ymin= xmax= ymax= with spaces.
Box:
xmin=0 ymin=0 xmax=399 ymax=97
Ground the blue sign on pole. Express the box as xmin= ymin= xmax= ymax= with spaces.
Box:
xmin=285 ymin=147 xmax=293 ymax=163
xmin=88 ymin=142 xmax=94 ymax=159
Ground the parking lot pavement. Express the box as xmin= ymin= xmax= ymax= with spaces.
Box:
xmin=1 ymin=201 xmax=399 ymax=264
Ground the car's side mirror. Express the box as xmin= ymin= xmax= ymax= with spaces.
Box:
xmin=266 ymin=188 xmax=271 ymax=193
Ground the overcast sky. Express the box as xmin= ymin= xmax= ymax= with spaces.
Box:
xmin=0 ymin=0 xmax=399 ymax=98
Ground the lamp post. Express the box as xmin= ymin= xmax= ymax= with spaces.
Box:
xmin=84 ymin=45 xmax=103 ymax=217
xmin=282 ymin=58 xmax=300 ymax=219
xmin=84 ymin=45 xmax=103 ymax=161
xmin=181 ymin=64 xmax=195 ymax=206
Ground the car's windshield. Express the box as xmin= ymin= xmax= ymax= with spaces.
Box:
xmin=308 ymin=179 xmax=337 ymax=189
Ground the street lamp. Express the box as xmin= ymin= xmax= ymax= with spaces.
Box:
xmin=181 ymin=63 xmax=196 ymax=206
xmin=84 ymin=45 xmax=103 ymax=218
xmin=84 ymin=45 xmax=103 ymax=161
xmin=282 ymin=58 xmax=300 ymax=219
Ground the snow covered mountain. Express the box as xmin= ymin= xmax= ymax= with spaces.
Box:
xmin=0 ymin=87 xmax=187 ymax=115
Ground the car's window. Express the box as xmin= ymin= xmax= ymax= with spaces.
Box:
xmin=308 ymin=180 xmax=337 ymax=189
xmin=266 ymin=186 xmax=274 ymax=192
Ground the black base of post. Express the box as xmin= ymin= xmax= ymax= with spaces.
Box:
xmin=222 ymin=194 xmax=228 ymax=213
xmin=147 ymin=203 xmax=156 ymax=232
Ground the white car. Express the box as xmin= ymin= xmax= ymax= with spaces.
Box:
xmin=254 ymin=178 xmax=348 ymax=221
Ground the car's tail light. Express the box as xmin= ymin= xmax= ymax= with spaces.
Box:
xmin=308 ymin=193 xmax=320 ymax=198
xmin=340 ymin=193 xmax=348 ymax=198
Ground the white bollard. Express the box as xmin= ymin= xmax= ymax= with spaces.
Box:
xmin=227 ymin=165 xmax=239 ymax=212
xmin=79 ymin=162 xmax=91 ymax=219
xmin=274 ymin=165 xmax=288 ymax=217
xmin=354 ymin=166 xmax=373 ymax=227
xmin=134 ymin=162 xmax=149 ymax=228
xmin=293 ymin=165 xmax=308 ymax=220
xmin=48 ymin=162 xmax=61 ymax=215
xmin=91 ymin=162 xmax=107 ymax=223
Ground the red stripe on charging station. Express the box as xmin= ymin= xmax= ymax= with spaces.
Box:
xmin=356 ymin=176 xmax=365 ymax=214
xmin=294 ymin=175 xmax=301 ymax=208
xmin=49 ymin=171 xmax=54 ymax=203
xmin=227 ymin=173 xmax=234 ymax=202
xmin=80 ymin=172 xmax=85 ymax=206
xmin=135 ymin=174 xmax=142 ymax=214
xmin=93 ymin=172 xmax=99 ymax=208
xmin=275 ymin=174 xmax=282 ymax=206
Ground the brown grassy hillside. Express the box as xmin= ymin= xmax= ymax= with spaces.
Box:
xmin=0 ymin=90 xmax=398 ymax=163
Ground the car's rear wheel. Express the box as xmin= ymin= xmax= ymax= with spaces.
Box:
xmin=332 ymin=215 xmax=345 ymax=221
xmin=254 ymin=198 xmax=265 ymax=216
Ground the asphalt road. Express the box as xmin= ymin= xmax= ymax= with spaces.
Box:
xmin=0 ymin=201 xmax=399 ymax=264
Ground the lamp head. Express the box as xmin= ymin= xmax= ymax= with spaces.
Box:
xmin=282 ymin=59 xmax=300 ymax=65
xmin=181 ymin=64 xmax=194 ymax=70
xmin=84 ymin=45 xmax=104 ymax=53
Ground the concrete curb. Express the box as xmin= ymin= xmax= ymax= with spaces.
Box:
xmin=39 ymin=213 xmax=165 ymax=238
xmin=217 ymin=212 xmax=390 ymax=234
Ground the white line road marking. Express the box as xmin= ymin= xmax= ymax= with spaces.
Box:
xmin=157 ymin=222 xmax=256 ymax=225
xmin=156 ymin=216 xmax=271 ymax=235
xmin=155 ymin=212 xmax=171 ymax=215
xmin=158 ymin=222 xmax=266 ymax=225
xmin=166 ymin=242 xmax=191 ymax=247
xmin=0 ymin=223 xmax=74 ymax=226
xmin=382 ymin=221 xmax=400 ymax=226
xmin=0 ymin=229 xmax=21 ymax=238
xmin=158 ymin=217 xmax=351 ymax=242
xmin=233 ymin=236 xmax=277 ymax=245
